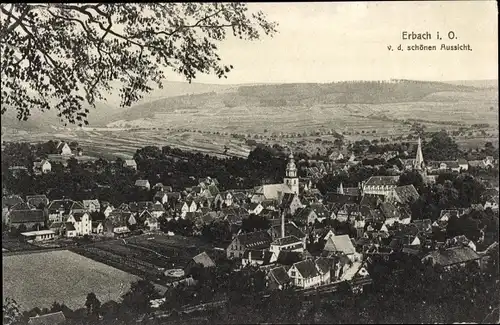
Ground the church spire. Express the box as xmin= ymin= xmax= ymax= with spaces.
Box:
xmin=414 ymin=137 xmax=424 ymax=170
xmin=338 ymin=182 xmax=344 ymax=195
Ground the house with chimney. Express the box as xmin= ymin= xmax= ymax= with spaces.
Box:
xmin=269 ymin=236 xmax=305 ymax=261
xmin=226 ymin=230 xmax=272 ymax=259
xmin=268 ymin=222 xmax=307 ymax=246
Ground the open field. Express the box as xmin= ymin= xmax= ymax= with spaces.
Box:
xmin=2 ymin=250 xmax=141 ymax=311
xmin=1 ymin=84 xmax=497 ymax=160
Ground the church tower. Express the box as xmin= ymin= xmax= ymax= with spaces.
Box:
xmin=414 ymin=137 xmax=425 ymax=171
xmin=284 ymin=151 xmax=299 ymax=195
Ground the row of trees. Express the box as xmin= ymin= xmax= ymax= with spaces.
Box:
xmin=2 ymin=143 xmax=294 ymax=206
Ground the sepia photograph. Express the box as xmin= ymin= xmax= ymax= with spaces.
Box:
xmin=1 ymin=2 xmax=498 ymax=324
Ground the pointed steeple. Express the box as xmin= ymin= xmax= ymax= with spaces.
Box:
xmin=414 ymin=137 xmax=424 ymax=170
xmin=286 ymin=149 xmax=297 ymax=178
xmin=338 ymin=182 xmax=344 ymax=195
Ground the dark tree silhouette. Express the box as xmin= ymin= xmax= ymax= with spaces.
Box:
xmin=1 ymin=3 xmax=277 ymax=125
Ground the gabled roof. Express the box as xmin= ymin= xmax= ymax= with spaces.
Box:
xmin=412 ymin=219 xmax=432 ymax=233
xmin=424 ymin=246 xmax=481 ymax=267
xmin=65 ymin=222 xmax=76 ymax=231
xmin=108 ymin=210 xmax=133 ymax=226
xmin=225 ymin=213 xmax=244 ymax=225
xmin=253 ymin=183 xmax=293 ymax=200
xmin=49 ymin=221 xmax=64 ymax=229
xmin=324 ymin=235 xmax=356 ymax=255
xmin=9 ymin=209 xmax=44 ymax=224
xmin=269 ymin=266 xmax=291 ymax=286
xmin=207 ymin=184 xmax=220 ymax=197
xmin=338 ymin=203 xmax=360 ymax=216
xmin=154 ymin=191 xmax=168 ymax=199
xmin=276 ymin=250 xmax=304 ymax=265
xmin=72 ymin=212 xmax=88 ymax=222
xmin=364 ymin=176 xmax=399 ymax=187
xmin=439 ymin=209 xmax=460 ymax=219
xmin=270 ymin=222 xmax=305 ymax=239
xmin=293 ymin=259 xmax=320 ymax=278
xmin=71 ymin=201 xmax=85 ymax=210
xmin=360 ymin=194 xmax=384 ymax=208
xmin=152 ymin=203 xmax=166 ymax=212
xmin=393 ymin=185 xmax=420 ymax=204
xmin=271 ymin=235 xmax=302 ymax=247
xmin=280 ymin=193 xmax=297 ymax=207
xmin=82 ymin=199 xmax=100 ymax=208
xmin=47 ymin=199 xmax=84 ymax=214
xmin=232 ymin=192 xmax=248 ymax=202
xmin=323 ymin=192 xmax=358 ymax=205
xmin=131 ymin=201 xmax=154 ymax=212
xmin=261 ymin=200 xmax=277 ymax=209
xmin=379 ymin=202 xmax=399 ymax=219
xmin=11 ymin=202 xmax=34 ymax=211
xmin=236 ymin=230 xmax=272 ymax=249
xmin=247 ymin=202 xmax=262 ymax=211
xmin=309 ymin=203 xmax=330 ymax=219
xmin=33 ymin=159 xmax=51 ymax=168
xmin=261 ymin=209 xmax=279 ymax=220
xmin=28 ymin=311 xmax=66 ymax=325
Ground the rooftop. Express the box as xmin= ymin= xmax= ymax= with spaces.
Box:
xmin=21 ymin=230 xmax=56 ymax=237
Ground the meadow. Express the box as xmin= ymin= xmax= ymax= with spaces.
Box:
xmin=2 ymin=250 xmax=140 ymax=311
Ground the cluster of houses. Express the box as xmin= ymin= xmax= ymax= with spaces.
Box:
xmin=8 ymin=141 xmax=84 ymax=176
xmin=305 ymin=138 xmax=497 ymax=181
xmin=2 ymin=140 xmax=499 ymax=292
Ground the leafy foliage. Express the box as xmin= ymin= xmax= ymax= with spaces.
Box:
xmin=423 ymin=130 xmax=460 ymax=161
xmin=121 ymin=279 xmax=161 ymax=316
xmin=3 ymin=298 xmax=22 ymax=325
xmin=84 ymin=292 xmax=101 ymax=318
xmin=240 ymin=213 xmax=270 ymax=233
xmin=398 ymin=170 xmax=425 ymax=193
xmin=1 ymin=3 xmax=277 ymax=125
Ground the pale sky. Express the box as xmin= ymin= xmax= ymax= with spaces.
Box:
xmin=166 ymin=1 xmax=498 ymax=84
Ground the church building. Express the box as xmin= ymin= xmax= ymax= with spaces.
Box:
xmin=251 ymin=152 xmax=300 ymax=203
